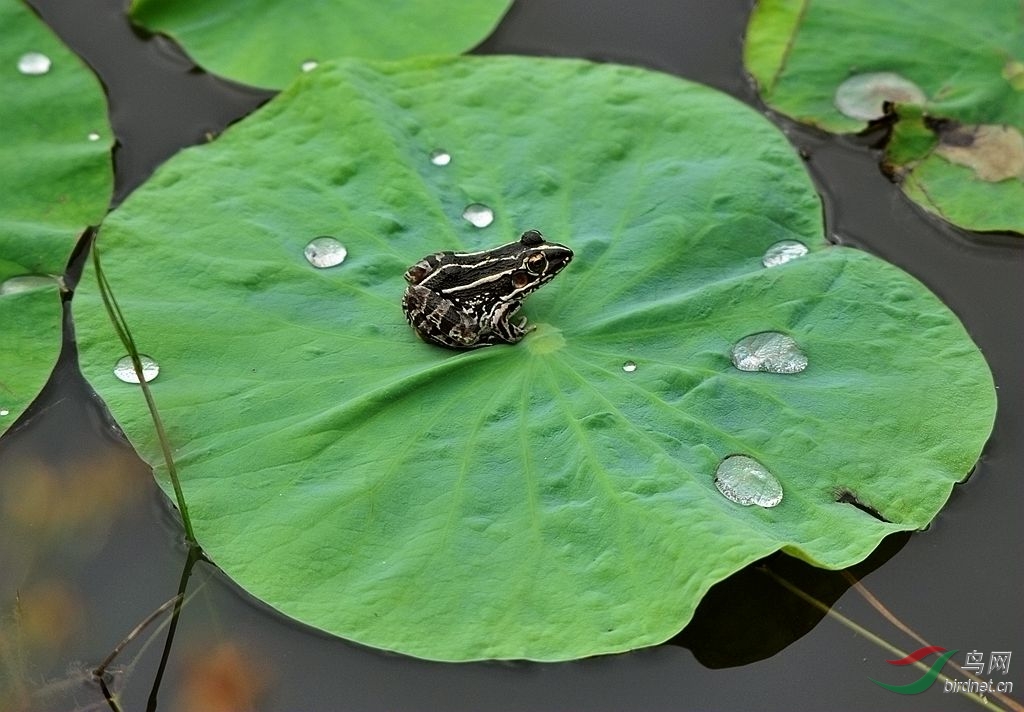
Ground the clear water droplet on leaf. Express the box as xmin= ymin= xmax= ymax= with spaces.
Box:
xmin=301 ymin=60 xmax=318 ymax=72
xmin=429 ymin=149 xmax=451 ymax=166
xmin=834 ymin=72 xmax=926 ymax=121
xmin=622 ymin=361 xmax=637 ymax=373
xmin=762 ymin=240 xmax=809 ymax=267
xmin=114 ymin=355 xmax=160 ymax=384
xmin=0 ymin=274 xmax=58 ymax=295
xmin=714 ymin=455 xmax=783 ymax=508
xmin=462 ymin=203 xmax=494 ymax=228
xmin=731 ymin=332 xmax=808 ymax=374
xmin=17 ymin=52 xmax=51 ymax=75
xmin=304 ymin=236 xmax=347 ymax=268
xmin=87 ymin=132 xmax=101 ymax=142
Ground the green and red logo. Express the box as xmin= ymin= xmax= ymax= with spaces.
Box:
xmin=871 ymin=646 xmax=958 ymax=694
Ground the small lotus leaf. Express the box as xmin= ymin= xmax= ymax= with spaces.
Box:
xmin=0 ymin=0 xmax=112 ymax=434
xmin=130 ymin=0 xmax=513 ymax=88
xmin=744 ymin=0 xmax=1024 ymax=234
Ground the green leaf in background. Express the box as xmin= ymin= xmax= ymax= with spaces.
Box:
xmin=74 ymin=56 xmax=996 ymax=661
xmin=0 ymin=0 xmax=112 ymax=435
xmin=129 ymin=0 xmax=513 ymax=89
xmin=744 ymin=0 xmax=1024 ymax=234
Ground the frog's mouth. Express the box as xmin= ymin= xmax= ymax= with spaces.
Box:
xmin=545 ymin=244 xmax=574 ymax=273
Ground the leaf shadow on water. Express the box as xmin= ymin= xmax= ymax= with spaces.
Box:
xmin=670 ymin=533 xmax=910 ymax=668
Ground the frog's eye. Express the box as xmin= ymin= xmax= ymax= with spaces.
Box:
xmin=525 ymin=252 xmax=548 ymax=275
xmin=512 ymin=271 xmax=532 ymax=288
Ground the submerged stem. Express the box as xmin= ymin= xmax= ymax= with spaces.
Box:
xmin=765 ymin=568 xmax=1012 ymax=712
xmin=147 ymin=545 xmax=202 ymax=712
xmin=846 ymin=573 xmax=1024 ymax=712
xmin=93 ymin=594 xmax=183 ymax=679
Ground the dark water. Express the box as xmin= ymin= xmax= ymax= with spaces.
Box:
xmin=2 ymin=0 xmax=1021 ymax=710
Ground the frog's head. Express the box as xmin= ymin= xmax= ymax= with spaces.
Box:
xmin=510 ymin=229 xmax=573 ymax=295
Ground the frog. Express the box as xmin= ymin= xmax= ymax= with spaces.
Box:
xmin=401 ymin=229 xmax=573 ymax=349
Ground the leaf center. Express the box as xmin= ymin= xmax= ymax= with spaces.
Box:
xmin=525 ymin=323 xmax=566 ymax=354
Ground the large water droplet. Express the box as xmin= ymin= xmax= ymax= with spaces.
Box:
xmin=622 ymin=360 xmax=637 ymax=373
xmin=304 ymin=236 xmax=347 ymax=268
xmin=462 ymin=203 xmax=494 ymax=228
xmin=114 ymin=355 xmax=160 ymax=384
xmin=762 ymin=240 xmax=809 ymax=268
xmin=300 ymin=59 xmax=318 ymax=72
xmin=0 ymin=409 xmax=10 ymax=417
xmin=834 ymin=72 xmax=926 ymax=121
xmin=87 ymin=131 xmax=101 ymax=142
xmin=429 ymin=149 xmax=451 ymax=166
xmin=17 ymin=52 xmax=51 ymax=75
xmin=0 ymin=274 xmax=58 ymax=295
xmin=714 ymin=455 xmax=783 ymax=508
xmin=731 ymin=332 xmax=808 ymax=374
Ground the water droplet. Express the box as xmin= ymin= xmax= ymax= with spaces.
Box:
xmin=0 ymin=409 xmax=10 ymax=417
xmin=731 ymin=332 xmax=808 ymax=374
xmin=714 ymin=455 xmax=783 ymax=508
xmin=462 ymin=203 xmax=494 ymax=228
xmin=17 ymin=52 xmax=51 ymax=75
xmin=834 ymin=72 xmax=926 ymax=121
xmin=0 ymin=274 xmax=58 ymax=295
xmin=114 ymin=355 xmax=160 ymax=384
xmin=304 ymin=236 xmax=347 ymax=268
xmin=429 ymin=149 xmax=451 ymax=166
xmin=87 ymin=132 xmax=101 ymax=142
xmin=762 ymin=240 xmax=809 ymax=268
xmin=300 ymin=60 xmax=318 ymax=72
xmin=622 ymin=361 xmax=637 ymax=373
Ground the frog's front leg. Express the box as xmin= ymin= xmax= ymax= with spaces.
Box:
xmin=487 ymin=302 xmax=533 ymax=345
xmin=402 ymin=284 xmax=483 ymax=349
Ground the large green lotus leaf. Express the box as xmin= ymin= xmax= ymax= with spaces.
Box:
xmin=73 ymin=56 xmax=996 ymax=661
xmin=129 ymin=0 xmax=512 ymax=89
xmin=0 ymin=0 xmax=112 ymax=435
xmin=744 ymin=0 xmax=1024 ymax=234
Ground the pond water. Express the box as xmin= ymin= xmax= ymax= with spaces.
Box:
xmin=2 ymin=0 xmax=1021 ymax=710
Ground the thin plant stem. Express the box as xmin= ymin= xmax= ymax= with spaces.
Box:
xmin=147 ymin=545 xmax=202 ymax=712
xmin=91 ymin=239 xmax=197 ymax=545
xmin=93 ymin=594 xmax=183 ymax=678
xmin=844 ymin=572 xmax=1023 ymax=712
xmin=764 ymin=567 xmax=1010 ymax=712
xmin=98 ymin=676 xmax=123 ymax=712
xmin=90 ymin=585 xmax=204 ymax=712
